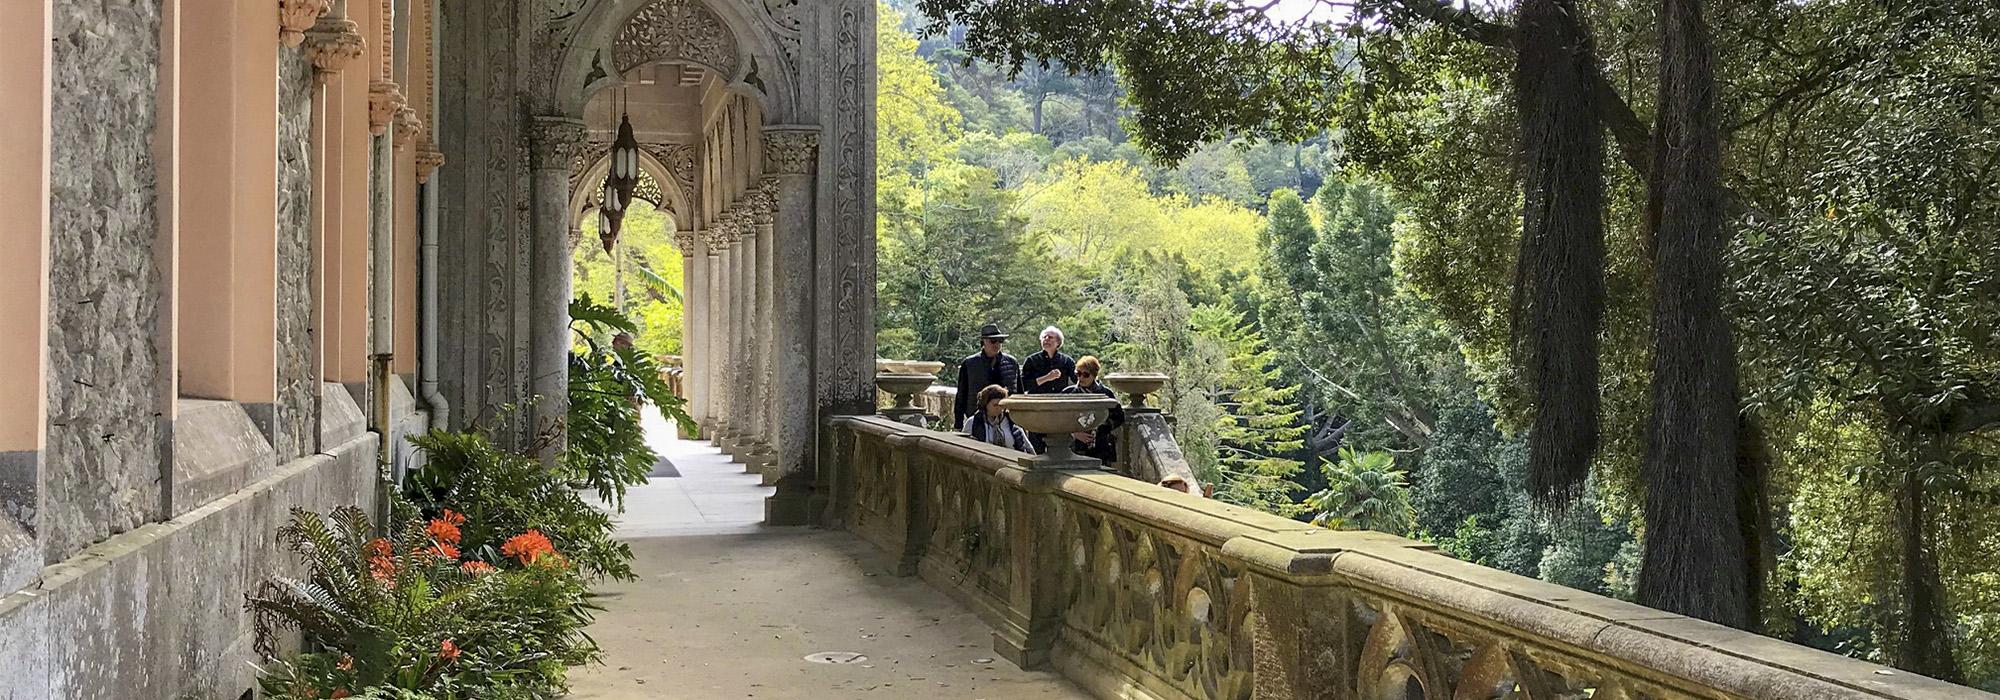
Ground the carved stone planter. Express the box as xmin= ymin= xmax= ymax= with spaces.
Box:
xmin=875 ymin=372 xmax=935 ymax=427
xmin=1102 ymin=372 xmax=1169 ymax=412
xmin=905 ymin=360 xmax=945 ymax=376
xmin=1000 ymin=394 xmax=1119 ymax=469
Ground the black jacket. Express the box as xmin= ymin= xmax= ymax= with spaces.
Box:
xmin=954 ymin=351 xmax=1020 ymax=421
xmin=1020 ymin=351 xmax=1078 ymax=395
xmin=1061 ymin=383 xmax=1124 ymax=462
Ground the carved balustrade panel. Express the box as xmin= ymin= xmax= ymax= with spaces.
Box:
xmin=823 ymin=415 xmax=1991 ymax=700
xmin=1053 ymin=500 xmax=1254 ymax=700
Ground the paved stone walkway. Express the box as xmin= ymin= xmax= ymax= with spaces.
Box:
xmin=567 ymin=414 xmax=1088 ymax=699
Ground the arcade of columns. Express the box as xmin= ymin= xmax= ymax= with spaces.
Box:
xmin=436 ymin=0 xmax=877 ymax=525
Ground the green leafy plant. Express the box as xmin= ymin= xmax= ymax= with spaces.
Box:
xmin=405 ymin=429 xmax=635 ymax=581
xmin=249 ymin=504 xmax=598 ymax=700
xmin=1306 ymin=448 xmax=1417 ymax=535
xmin=567 ymin=293 xmax=692 ymax=509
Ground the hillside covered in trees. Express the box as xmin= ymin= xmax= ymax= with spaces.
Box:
xmin=873 ymin=0 xmax=2000 ymax=689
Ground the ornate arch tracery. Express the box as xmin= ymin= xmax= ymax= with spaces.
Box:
xmin=612 ymin=0 xmax=741 ymax=77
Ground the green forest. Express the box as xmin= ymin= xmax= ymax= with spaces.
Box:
xmin=870 ymin=0 xmax=2000 ymax=689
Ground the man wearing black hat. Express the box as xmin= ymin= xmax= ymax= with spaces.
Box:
xmin=954 ymin=324 xmax=1021 ymax=426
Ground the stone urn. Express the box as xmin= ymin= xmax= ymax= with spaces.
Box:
xmin=1000 ymin=394 xmax=1120 ymax=468
xmin=905 ymin=360 xmax=946 ymax=376
xmin=1102 ymin=372 xmax=1169 ymax=410
xmin=875 ymin=372 xmax=936 ymax=427
xmin=876 ymin=358 xmax=916 ymax=374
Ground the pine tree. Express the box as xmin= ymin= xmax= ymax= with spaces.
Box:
xmin=1194 ymin=306 xmax=1307 ymax=516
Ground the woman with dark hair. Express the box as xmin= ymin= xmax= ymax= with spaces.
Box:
xmin=962 ymin=384 xmax=1033 ymax=454
xmin=1061 ymin=356 xmax=1123 ymax=463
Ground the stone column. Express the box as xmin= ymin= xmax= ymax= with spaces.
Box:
xmin=751 ymin=180 xmax=779 ymax=470
xmin=704 ymin=228 xmax=732 ymax=446
xmin=763 ymin=128 xmax=818 ymax=525
xmin=527 ymin=116 xmax=585 ymax=462
xmin=681 ymin=232 xmax=710 ymax=437
xmin=734 ymin=212 xmax=761 ymax=470
xmin=736 ymin=203 xmax=769 ymax=471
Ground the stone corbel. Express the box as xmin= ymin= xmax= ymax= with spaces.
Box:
xmin=368 ymin=80 xmax=406 ymax=136
xmin=279 ymin=0 xmax=333 ymax=47
xmin=393 ymin=105 xmax=423 ymax=146
xmin=415 ymin=138 xmax=445 ymax=183
xmin=303 ymin=17 xmax=366 ymax=81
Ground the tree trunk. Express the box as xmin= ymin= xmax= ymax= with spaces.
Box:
xmin=1638 ymin=0 xmax=1749 ymax=628
xmin=1893 ymin=440 xmax=1962 ymax=682
xmin=1512 ymin=0 xmax=1606 ymax=511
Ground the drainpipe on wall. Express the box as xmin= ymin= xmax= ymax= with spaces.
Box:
xmin=372 ymin=352 xmax=394 ymax=526
xmin=419 ymin=179 xmax=448 ymax=430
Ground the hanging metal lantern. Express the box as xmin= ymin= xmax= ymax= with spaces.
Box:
xmin=600 ymin=112 xmax=642 ymax=254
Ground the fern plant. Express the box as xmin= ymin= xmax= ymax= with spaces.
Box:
xmin=405 ymin=429 xmax=635 ymax=581
xmin=249 ymin=505 xmax=598 ymax=699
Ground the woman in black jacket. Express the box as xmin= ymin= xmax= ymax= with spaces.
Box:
xmin=1060 ymin=356 xmax=1123 ymax=463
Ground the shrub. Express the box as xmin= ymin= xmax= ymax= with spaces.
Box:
xmin=566 ymin=294 xmax=692 ymax=509
xmin=404 ymin=429 xmax=635 ymax=581
xmin=249 ymin=505 xmax=597 ymax=699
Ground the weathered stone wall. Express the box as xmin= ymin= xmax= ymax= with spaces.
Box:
xmin=0 ymin=429 xmax=380 ymax=699
xmin=43 ymin=0 xmax=167 ymax=564
xmin=276 ymin=48 xmax=319 ymax=462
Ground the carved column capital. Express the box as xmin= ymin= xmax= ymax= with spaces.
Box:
xmin=529 ymin=117 xmax=589 ymax=171
xmin=303 ymin=17 xmax=366 ymax=79
xmin=393 ymin=105 xmax=423 ymax=145
xmin=750 ymin=178 xmax=780 ymax=225
xmin=673 ymin=230 xmax=700 ymax=255
xmin=415 ymin=139 xmax=445 ymax=183
xmin=367 ymin=80 xmax=405 ymax=135
xmin=701 ymin=225 xmax=733 ymax=253
xmin=279 ymin=0 xmax=333 ymax=47
xmin=762 ymin=128 xmax=819 ymax=176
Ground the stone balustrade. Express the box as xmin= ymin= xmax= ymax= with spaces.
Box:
xmin=823 ymin=414 xmax=1987 ymax=700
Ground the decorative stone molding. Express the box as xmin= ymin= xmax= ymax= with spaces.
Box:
xmin=642 ymin=142 xmax=699 ymax=198
xmin=762 ymin=130 xmax=818 ymax=175
xmin=672 ymin=230 xmax=700 ymax=255
xmin=367 ymin=80 xmax=405 ymax=135
xmin=303 ymin=17 xmax=366 ymax=79
xmin=615 ymin=0 xmax=741 ymax=76
xmin=415 ymin=139 xmax=445 ymax=182
xmin=701 ymin=223 xmax=734 ymax=252
xmin=393 ymin=105 xmax=422 ymax=145
xmin=279 ymin=0 xmax=333 ymax=47
xmin=529 ymin=117 xmax=589 ymax=171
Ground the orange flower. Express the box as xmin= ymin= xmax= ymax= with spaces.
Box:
xmin=423 ymin=542 xmax=461 ymax=560
xmin=460 ymin=560 xmax=496 ymax=575
xmin=330 ymin=690 xmax=351 ymax=699
xmin=365 ymin=538 xmax=392 ymax=558
xmin=425 ymin=518 xmax=462 ymax=546
xmin=441 ymin=509 xmax=467 ymax=526
xmin=501 ymin=530 xmax=556 ymax=564
xmin=439 ymin=639 xmax=461 ymax=661
xmin=336 ymin=655 xmax=354 ymax=671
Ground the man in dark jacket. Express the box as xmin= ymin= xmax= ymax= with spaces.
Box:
xmin=954 ymin=324 xmax=1020 ymax=424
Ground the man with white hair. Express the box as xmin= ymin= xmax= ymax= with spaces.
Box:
xmin=1019 ymin=325 xmax=1079 ymax=453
